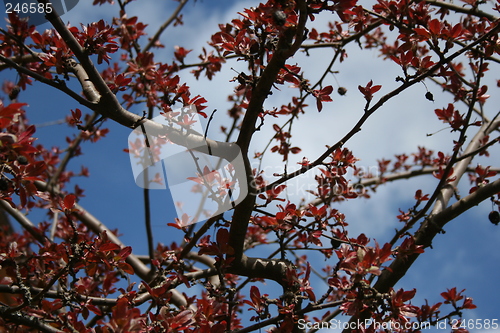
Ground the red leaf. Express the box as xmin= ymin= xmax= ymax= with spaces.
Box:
xmin=316 ymin=98 xmax=323 ymax=112
xmin=249 ymin=285 xmax=261 ymax=306
xmin=370 ymin=85 xmax=382 ymax=94
xmin=171 ymin=310 xmax=194 ymax=329
xmin=450 ymin=23 xmax=463 ymax=39
xmin=63 ymin=194 xmax=76 ymax=210
xmin=358 ymin=80 xmax=382 ymax=101
xmin=414 ymin=27 xmax=430 ymax=39
xmin=320 ymin=85 xmax=333 ymax=95
xmin=17 ymin=125 xmax=36 ymax=143
xmin=100 ymin=242 xmax=120 ymax=252
xmin=270 ymin=184 xmax=286 ymax=197
xmin=462 ymin=297 xmax=476 ymax=309
xmin=87 ymin=303 xmax=103 ymax=316
xmin=117 ymin=246 xmax=132 ymax=259
xmin=429 ymin=19 xmax=442 ymax=35
xmin=118 ymin=262 xmax=134 ymax=274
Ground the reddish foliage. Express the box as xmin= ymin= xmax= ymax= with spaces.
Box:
xmin=0 ymin=0 xmax=498 ymax=332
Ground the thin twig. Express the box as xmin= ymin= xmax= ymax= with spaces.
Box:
xmin=143 ymin=0 xmax=189 ymax=53
xmin=259 ymin=23 xmax=500 ymax=195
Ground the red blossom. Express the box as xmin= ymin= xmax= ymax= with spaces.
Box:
xmin=358 ymin=80 xmax=382 ymax=102
xmin=313 ymin=85 xmax=334 ymax=112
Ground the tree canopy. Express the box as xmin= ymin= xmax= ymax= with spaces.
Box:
xmin=0 ymin=0 xmax=500 ymax=332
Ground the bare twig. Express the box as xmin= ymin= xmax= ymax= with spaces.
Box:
xmin=143 ymin=0 xmax=189 ymax=53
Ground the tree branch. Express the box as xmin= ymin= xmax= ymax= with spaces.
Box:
xmin=0 ymin=200 xmax=49 ymax=245
xmin=0 ymin=54 xmax=96 ymax=109
xmin=230 ymin=0 xmax=308 ymax=271
xmin=425 ymin=0 xmax=498 ymax=21
xmin=0 ymin=53 xmax=42 ymax=71
xmin=46 ymin=111 xmax=100 ymax=192
xmin=142 ymin=0 xmax=189 ymax=53
xmin=260 ymin=22 xmax=500 ymax=195
xmin=32 ymin=181 xmax=191 ymax=310
xmin=373 ymin=177 xmax=500 ymax=294
xmin=343 ymin=99 xmax=500 ymax=332
xmin=0 ymin=305 xmax=63 ymax=333
xmin=302 ymin=166 xmax=500 ymax=210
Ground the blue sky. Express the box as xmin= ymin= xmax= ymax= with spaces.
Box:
xmin=1 ymin=1 xmax=500 ymax=332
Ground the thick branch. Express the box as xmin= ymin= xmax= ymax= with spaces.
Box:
xmin=230 ymin=0 xmax=308 ymax=266
xmin=40 ymin=0 xmax=113 ymax=104
xmin=425 ymin=0 xmax=498 ymax=21
xmin=32 ymin=181 xmax=190 ymax=310
xmin=0 ymin=3 xmax=241 ymax=174
xmin=40 ymin=3 xmax=242 ymax=165
xmin=342 ymin=113 xmax=500 ymax=333
xmin=0 ymin=53 xmax=42 ymax=71
xmin=373 ymin=177 xmax=500 ymax=293
xmin=0 ymin=200 xmax=49 ymax=244
xmin=427 ymin=68 xmax=496 ymax=219
xmin=64 ymin=58 xmax=100 ymax=102
xmin=0 ymin=54 xmax=95 ymax=109
xmin=228 ymin=255 xmax=291 ymax=283
xmin=0 ymin=305 xmax=63 ymax=333
xmin=302 ymin=166 xmax=500 ymax=210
